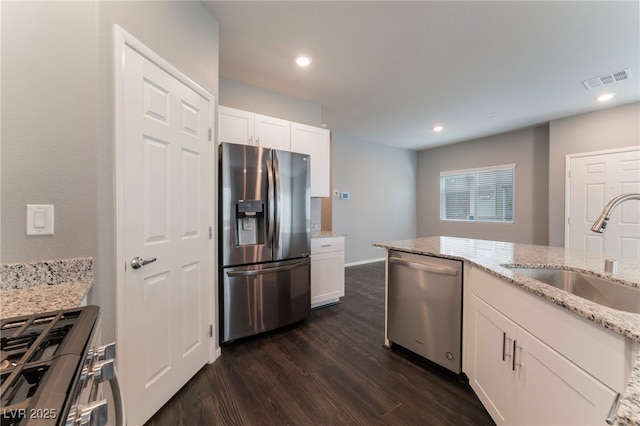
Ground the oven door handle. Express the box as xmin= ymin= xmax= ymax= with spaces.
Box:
xmin=110 ymin=365 xmax=126 ymax=426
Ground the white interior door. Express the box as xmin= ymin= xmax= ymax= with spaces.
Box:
xmin=116 ymin=30 xmax=214 ymax=426
xmin=566 ymin=147 xmax=640 ymax=259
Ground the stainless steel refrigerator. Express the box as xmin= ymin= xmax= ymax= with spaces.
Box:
xmin=219 ymin=142 xmax=311 ymax=343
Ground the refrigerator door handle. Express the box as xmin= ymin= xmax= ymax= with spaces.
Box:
xmin=273 ymin=151 xmax=282 ymax=249
xmin=226 ymin=261 xmax=309 ymax=277
xmin=266 ymin=158 xmax=275 ymax=248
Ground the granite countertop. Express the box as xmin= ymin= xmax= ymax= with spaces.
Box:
xmin=1 ymin=282 xmax=91 ymax=319
xmin=312 ymin=230 xmax=346 ymax=238
xmin=0 ymin=258 xmax=93 ymax=319
xmin=373 ymin=236 xmax=640 ymax=426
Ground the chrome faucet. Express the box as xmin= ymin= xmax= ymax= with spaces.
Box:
xmin=590 ymin=193 xmax=640 ymax=233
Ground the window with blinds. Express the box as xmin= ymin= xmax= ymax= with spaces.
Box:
xmin=440 ymin=164 xmax=515 ymax=222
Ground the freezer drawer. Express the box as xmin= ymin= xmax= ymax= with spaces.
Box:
xmin=221 ymin=258 xmax=310 ymax=343
xmin=387 ymin=251 xmax=463 ymax=374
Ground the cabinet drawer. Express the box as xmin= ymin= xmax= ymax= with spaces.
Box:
xmin=311 ymin=237 xmax=344 ymax=254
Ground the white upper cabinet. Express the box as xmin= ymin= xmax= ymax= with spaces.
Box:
xmin=218 ymin=106 xmax=290 ymax=150
xmin=218 ymin=105 xmax=331 ymax=197
xmin=254 ymin=114 xmax=290 ymax=151
xmin=290 ymin=122 xmax=330 ymax=197
xmin=218 ymin=106 xmax=255 ymax=145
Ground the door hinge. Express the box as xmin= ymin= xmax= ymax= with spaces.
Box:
xmin=208 ymin=128 xmax=212 ymax=141
xmin=209 ymin=226 xmax=213 ymax=239
xmin=209 ymin=324 xmax=213 ymax=338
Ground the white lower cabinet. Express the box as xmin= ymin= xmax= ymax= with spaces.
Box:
xmin=470 ymin=295 xmax=617 ymax=425
xmin=311 ymin=237 xmax=345 ymax=308
xmin=464 ymin=265 xmax=633 ymax=426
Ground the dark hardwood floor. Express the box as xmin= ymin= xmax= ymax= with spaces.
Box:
xmin=145 ymin=262 xmax=495 ymax=426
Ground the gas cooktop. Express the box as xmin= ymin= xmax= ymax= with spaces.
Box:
xmin=0 ymin=306 xmax=100 ymax=426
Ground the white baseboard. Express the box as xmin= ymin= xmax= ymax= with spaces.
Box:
xmin=345 ymin=257 xmax=385 ymax=267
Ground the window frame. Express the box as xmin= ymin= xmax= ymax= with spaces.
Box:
xmin=439 ymin=163 xmax=516 ymax=223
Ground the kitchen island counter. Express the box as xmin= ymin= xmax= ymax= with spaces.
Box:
xmin=373 ymin=236 xmax=640 ymax=426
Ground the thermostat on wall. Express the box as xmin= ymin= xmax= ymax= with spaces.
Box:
xmin=340 ymin=192 xmax=350 ymax=200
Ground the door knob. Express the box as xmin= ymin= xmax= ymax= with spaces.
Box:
xmin=131 ymin=256 xmax=157 ymax=269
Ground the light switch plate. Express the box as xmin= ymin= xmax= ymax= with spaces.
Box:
xmin=26 ymin=204 xmax=54 ymax=235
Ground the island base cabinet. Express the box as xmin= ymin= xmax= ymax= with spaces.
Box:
xmin=515 ymin=328 xmax=618 ymax=426
xmin=467 ymin=281 xmax=621 ymax=426
xmin=468 ymin=294 xmax=517 ymax=424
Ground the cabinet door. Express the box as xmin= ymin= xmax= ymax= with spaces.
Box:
xmin=515 ymin=328 xmax=618 ymax=426
xmin=290 ymin=123 xmax=330 ymax=197
xmin=310 ymin=249 xmax=345 ymax=307
xmin=218 ymin=106 xmax=255 ymax=145
xmin=255 ymin=114 xmax=290 ymax=151
xmin=468 ymin=295 xmax=517 ymax=425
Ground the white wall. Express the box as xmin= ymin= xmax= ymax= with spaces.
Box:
xmin=417 ymin=125 xmax=550 ymax=245
xmin=332 ymin=135 xmax=417 ymax=263
xmin=1 ymin=1 xmax=220 ymax=343
xmin=548 ymin=102 xmax=640 ymax=246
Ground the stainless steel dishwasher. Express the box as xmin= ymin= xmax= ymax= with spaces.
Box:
xmin=387 ymin=250 xmax=463 ymax=374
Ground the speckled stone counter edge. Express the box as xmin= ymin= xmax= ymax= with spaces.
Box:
xmin=311 ymin=230 xmax=346 ymax=238
xmin=1 ymin=258 xmax=93 ymax=291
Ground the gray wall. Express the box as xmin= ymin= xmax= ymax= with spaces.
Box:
xmin=548 ymin=102 xmax=640 ymax=246
xmin=332 ymin=135 xmax=417 ymax=263
xmin=1 ymin=1 xmax=220 ymax=343
xmin=220 ymin=77 xmax=322 ymax=127
xmin=417 ymin=125 xmax=550 ymax=245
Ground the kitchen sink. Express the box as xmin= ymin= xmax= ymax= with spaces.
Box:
xmin=506 ymin=267 xmax=640 ymax=314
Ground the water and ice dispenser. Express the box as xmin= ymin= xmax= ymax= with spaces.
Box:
xmin=235 ymin=200 xmax=264 ymax=246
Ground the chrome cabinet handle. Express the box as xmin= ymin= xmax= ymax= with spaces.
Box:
xmin=131 ymin=256 xmax=157 ymax=270
xmin=512 ymin=341 xmax=524 ymax=372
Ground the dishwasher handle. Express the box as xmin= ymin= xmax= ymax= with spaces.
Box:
xmin=389 ymin=256 xmax=459 ymax=276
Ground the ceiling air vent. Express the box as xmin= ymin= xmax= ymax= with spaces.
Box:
xmin=583 ymin=68 xmax=632 ymax=90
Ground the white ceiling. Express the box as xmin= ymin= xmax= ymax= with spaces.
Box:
xmin=203 ymin=1 xmax=640 ymax=151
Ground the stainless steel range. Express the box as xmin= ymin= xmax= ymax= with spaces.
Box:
xmin=0 ymin=306 xmax=124 ymax=426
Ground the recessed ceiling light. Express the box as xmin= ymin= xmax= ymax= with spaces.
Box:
xmin=433 ymin=125 xmax=444 ymax=133
xmin=296 ymin=56 xmax=311 ymax=67
xmin=596 ymin=93 xmax=615 ymax=102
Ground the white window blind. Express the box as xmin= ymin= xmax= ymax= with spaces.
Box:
xmin=440 ymin=164 xmax=515 ymax=222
